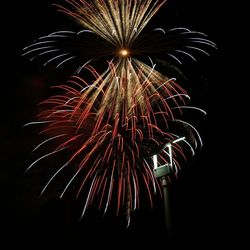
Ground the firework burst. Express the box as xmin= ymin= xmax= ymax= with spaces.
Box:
xmin=23 ymin=0 xmax=216 ymax=73
xmin=23 ymin=0 xmax=214 ymax=226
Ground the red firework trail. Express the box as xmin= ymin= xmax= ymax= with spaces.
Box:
xmin=23 ymin=0 xmax=214 ymax=225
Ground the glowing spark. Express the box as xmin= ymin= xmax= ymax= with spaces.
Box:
xmin=119 ymin=49 xmax=129 ymax=57
xmin=172 ymin=137 xmax=186 ymax=144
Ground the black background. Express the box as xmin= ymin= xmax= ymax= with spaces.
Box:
xmin=2 ymin=0 xmax=231 ymax=249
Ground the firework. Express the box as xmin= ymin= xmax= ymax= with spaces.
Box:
xmin=23 ymin=0 xmax=214 ymax=226
xmin=23 ymin=1 xmax=216 ymax=73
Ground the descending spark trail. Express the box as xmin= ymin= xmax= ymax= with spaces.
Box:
xmin=23 ymin=0 xmax=214 ymax=225
xmin=30 ymin=73 xmax=198 ymax=220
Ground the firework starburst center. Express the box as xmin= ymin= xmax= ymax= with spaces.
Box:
xmin=119 ymin=49 xmax=130 ymax=57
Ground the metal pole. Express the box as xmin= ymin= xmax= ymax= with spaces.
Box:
xmin=153 ymin=138 xmax=186 ymax=245
xmin=161 ymin=176 xmax=172 ymax=236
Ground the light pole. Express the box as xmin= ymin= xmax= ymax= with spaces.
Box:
xmin=153 ymin=137 xmax=186 ymax=235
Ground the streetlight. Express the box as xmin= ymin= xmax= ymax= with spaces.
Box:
xmin=153 ymin=137 xmax=186 ymax=235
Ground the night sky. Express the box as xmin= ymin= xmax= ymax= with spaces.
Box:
xmin=2 ymin=1 xmax=230 ymax=249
